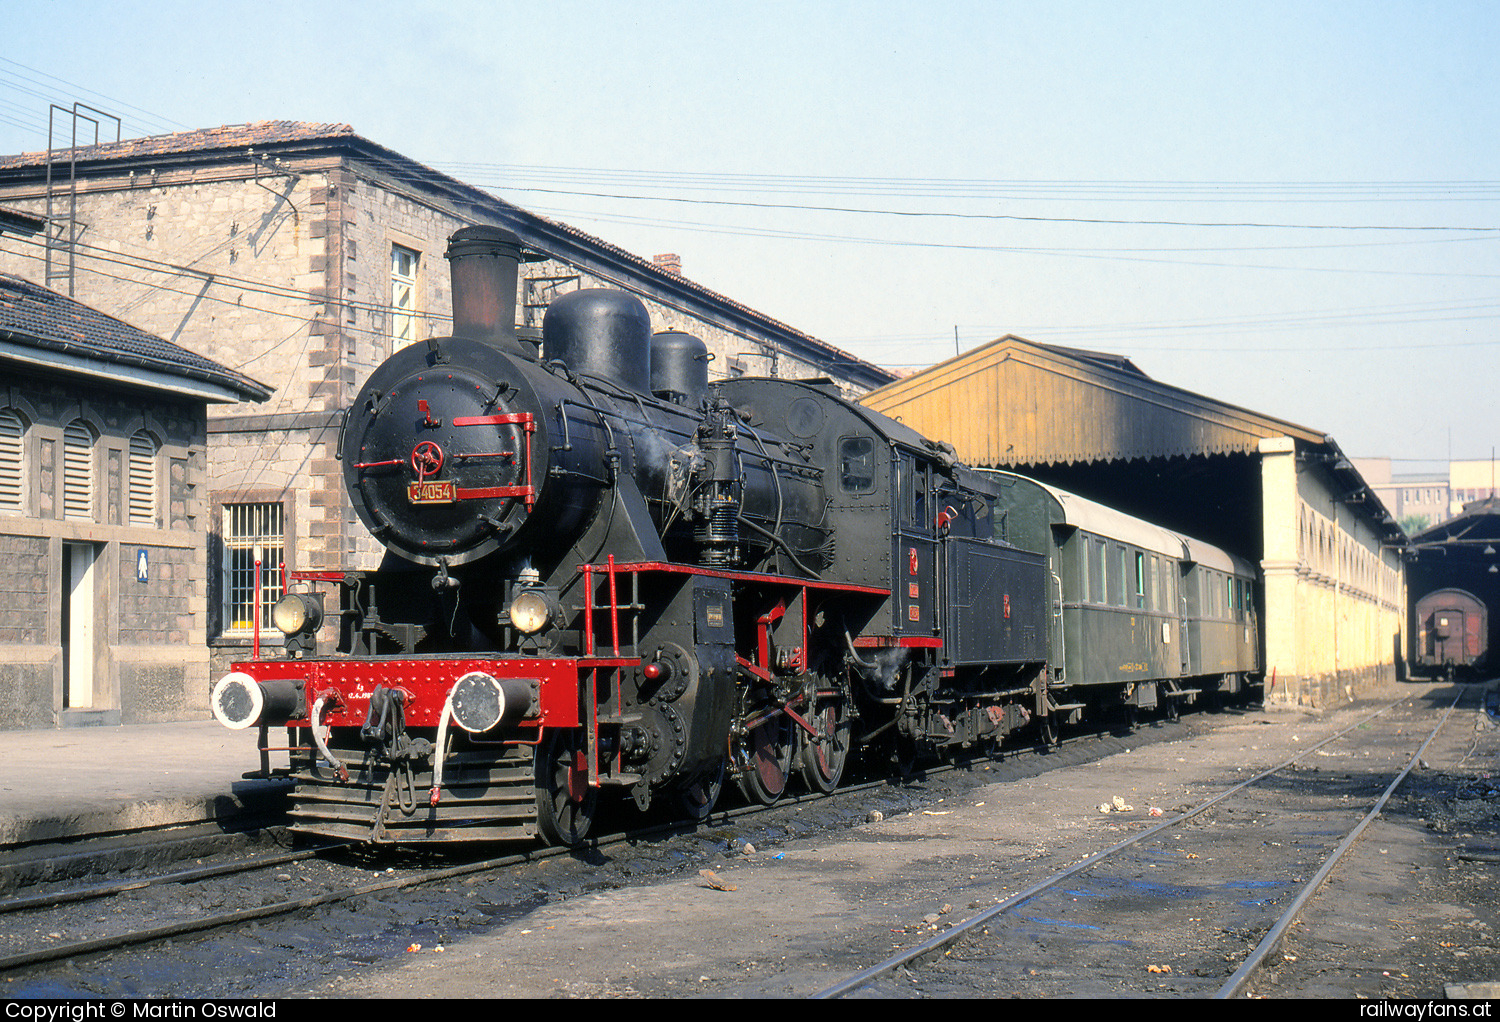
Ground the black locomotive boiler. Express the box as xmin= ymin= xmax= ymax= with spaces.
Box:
xmin=210 ymin=225 xmax=1258 ymax=847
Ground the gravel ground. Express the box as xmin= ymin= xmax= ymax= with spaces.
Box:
xmin=1247 ymin=687 xmax=1500 ymax=999
xmin=8 ymin=679 xmax=1494 ymax=1000
xmin=289 ymin=680 xmax=1498 ymax=1000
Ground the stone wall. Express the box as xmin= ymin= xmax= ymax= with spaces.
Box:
xmin=0 ymin=533 xmax=47 ymax=646
xmin=0 ymin=370 xmax=210 ymax=728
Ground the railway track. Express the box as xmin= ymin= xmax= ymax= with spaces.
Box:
xmin=0 ymin=775 xmax=889 ymax=976
xmin=0 ymin=706 xmax=1190 ymax=987
xmin=0 ymin=817 xmax=293 ymax=897
xmin=813 ymin=690 xmax=1464 ymax=998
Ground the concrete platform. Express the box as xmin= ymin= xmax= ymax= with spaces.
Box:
xmin=0 ymin=719 xmax=291 ymax=848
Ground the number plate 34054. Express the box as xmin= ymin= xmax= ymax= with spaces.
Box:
xmin=408 ymin=481 xmax=456 ymax=504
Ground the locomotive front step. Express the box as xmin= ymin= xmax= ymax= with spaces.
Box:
xmin=288 ymin=745 xmax=540 ymax=844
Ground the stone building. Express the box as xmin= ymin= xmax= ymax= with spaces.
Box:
xmin=0 ymin=272 xmax=269 ymax=728
xmin=861 ymin=335 xmax=1406 ymax=708
xmin=0 ymin=122 xmax=894 ymax=675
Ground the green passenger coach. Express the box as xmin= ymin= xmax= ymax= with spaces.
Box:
xmin=982 ymin=471 xmax=1261 ymax=723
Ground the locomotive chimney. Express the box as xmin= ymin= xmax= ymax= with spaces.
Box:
xmin=445 ymin=225 xmax=532 ymax=358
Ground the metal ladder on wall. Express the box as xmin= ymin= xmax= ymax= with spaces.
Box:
xmin=43 ymin=102 xmax=119 ymax=297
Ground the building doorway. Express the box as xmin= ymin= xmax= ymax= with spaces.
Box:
xmin=62 ymin=542 xmax=101 ymax=710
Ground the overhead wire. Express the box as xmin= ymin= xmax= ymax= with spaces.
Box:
xmin=6 ymin=226 xmax=1496 ymax=371
xmin=515 ymin=202 xmax=1500 ymax=280
xmin=0 ymin=58 xmax=190 ymax=138
xmin=428 ymin=160 xmax=1500 ymax=202
xmin=465 ymin=182 xmax=1500 ymax=233
xmin=0 ymin=234 xmax=443 ymax=373
xmin=522 ymin=200 xmax=1500 ymax=254
xmin=0 ymin=122 xmax=1494 ymax=367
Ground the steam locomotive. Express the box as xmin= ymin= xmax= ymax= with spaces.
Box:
xmin=210 ymin=226 xmax=1260 ymax=846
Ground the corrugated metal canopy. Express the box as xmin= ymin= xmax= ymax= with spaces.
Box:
xmin=861 ymin=335 xmax=1325 ymax=467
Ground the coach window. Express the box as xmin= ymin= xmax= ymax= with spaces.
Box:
xmin=1106 ymin=543 xmax=1124 ymax=606
xmin=838 ymin=437 xmax=875 ymax=493
xmin=1087 ymin=538 xmax=1104 ymax=604
xmin=1091 ymin=540 xmax=1101 ymax=602
xmin=1133 ymin=551 xmax=1146 ymax=609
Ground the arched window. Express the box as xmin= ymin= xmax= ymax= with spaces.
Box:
xmin=0 ymin=408 xmax=23 ymax=513
xmin=128 ymin=430 xmax=158 ymax=526
xmin=63 ymin=420 xmax=95 ymax=521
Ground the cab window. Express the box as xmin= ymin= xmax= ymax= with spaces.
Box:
xmin=839 ymin=437 xmax=875 ymax=493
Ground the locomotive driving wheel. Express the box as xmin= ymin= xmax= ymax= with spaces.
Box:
xmin=796 ymin=677 xmax=850 ymax=794
xmin=535 ymin=730 xmax=596 ymax=846
xmin=673 ymin=757 xmax=726 ymax=824
xmin=736 ymin=709 xmax=795 ymax=805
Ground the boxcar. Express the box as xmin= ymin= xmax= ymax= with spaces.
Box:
xmin=1412 ymin=587 xmax=1488 ymax=680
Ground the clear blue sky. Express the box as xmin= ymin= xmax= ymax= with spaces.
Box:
xmin=4 ymin=1 xmax=1497 ymax=465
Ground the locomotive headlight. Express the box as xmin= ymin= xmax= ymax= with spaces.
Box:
xmin=508 ymin=589 xmax=553 ymax=634
xmin=273 ymin=592 xmax=323 ymax=635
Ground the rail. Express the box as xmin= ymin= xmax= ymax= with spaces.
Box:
xmin=813 ymin=690 xmax=1463 ymax=999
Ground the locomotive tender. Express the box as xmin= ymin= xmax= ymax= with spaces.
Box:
xmin=210 ymin=226 xmax=1260 ymax=846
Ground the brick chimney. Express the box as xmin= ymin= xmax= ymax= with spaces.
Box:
xmin=653 ymin=253 xmax=682 ymax=276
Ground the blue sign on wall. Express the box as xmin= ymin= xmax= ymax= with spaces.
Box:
xmin=137 ymin=548 xmax=149 ymax=583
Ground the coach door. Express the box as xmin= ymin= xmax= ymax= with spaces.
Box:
xmin=1428 ymin=607 xmax=1468 ymax=663
xmin=893 ymin=452 xmax=938 ymax=636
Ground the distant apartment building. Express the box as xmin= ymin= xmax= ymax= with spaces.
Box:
xmin=1353 ymin=456 xmax=1500 ymax=532
xmin=1449 ymin=459 xmax=1500 ymax=514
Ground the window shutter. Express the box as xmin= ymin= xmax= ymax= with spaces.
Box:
xmin=63 ymin=420 xmax=94 ymax=521
xmin=0 ymin=410 xmax=21 ymax=512
xmin=129 ymin=431 xmax=157 ymax=525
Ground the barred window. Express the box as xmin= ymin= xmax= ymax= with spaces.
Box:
xmin=128 ymin=430 xmax=157 ymax=526
xmin=391 ymin=244 xmax=419 ymax=348
xmin=63 ymin=420 xmax=95 ymax=521
xmin=0 ymin=409 xmax=22 ymax=512
xmin=222 ymin=502 xmax=284 ymax=636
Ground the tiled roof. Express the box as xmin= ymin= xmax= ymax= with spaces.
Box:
xmin=0 ymin=121 xmax=357 ymax=170
xmin=0 ymin=274 xmax=272 ymax=401
xmin=0 ymin=121 xmax=892 ymax=387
